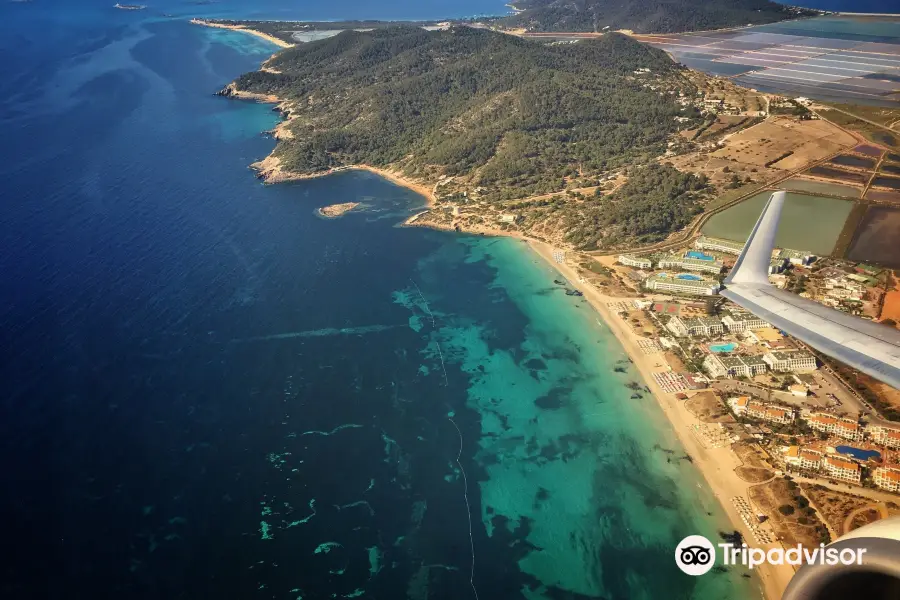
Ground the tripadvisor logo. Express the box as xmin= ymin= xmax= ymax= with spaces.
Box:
xmin=675 ymin=535 xmax=868 ymax=575
xmin=675 ymin=535 xmax=716 ymax=576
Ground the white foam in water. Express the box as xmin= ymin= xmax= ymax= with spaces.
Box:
xmin=448 ymin=417 xmax=480 ymax=600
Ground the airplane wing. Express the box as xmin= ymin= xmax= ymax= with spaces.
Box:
xmin=722 ymin=191 xmax=900 ymax=390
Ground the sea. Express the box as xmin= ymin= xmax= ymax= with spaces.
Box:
xmin=0 ymin=1 xmax=768 ymax=599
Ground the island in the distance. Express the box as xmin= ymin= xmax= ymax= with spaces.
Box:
xmin=317 ymin=202 xmax=360 ymax=218
xmin=114 ymin=3 xmax=147 ymax=9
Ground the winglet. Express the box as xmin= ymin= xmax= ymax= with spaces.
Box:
xmin=724 ymin=191 xmax=784 ymax=286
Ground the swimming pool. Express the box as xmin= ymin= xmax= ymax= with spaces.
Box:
xmin=836 ymin=445 xmax=881 ymax=461
xmin=709 ymin=343 xmax=737 ymax=353
xmin=676 ymin=274 xmax=702 ymax=281
xmin=686 ymin=251 xmax=714 ymax=261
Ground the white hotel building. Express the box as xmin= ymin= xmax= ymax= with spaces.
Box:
xmin=868 ymin=425 xmax=900 ymax=450
xmin=823 ymin=455 xmax=861 ymax=484
xmin=695 ymin=236 xmax=744 ymax=255
xmin=763 ymin=350 xmax=817 ymax=373
xmin=874 ymin=466 xmax=900 ymax=493
xmin=643 ymin=273 xmax=721 ymax=296
xmin=805 ymin=413 xmax=863 ymax=442
xmin=618 ymin=254 xmax=652 ymax=269
xmin=657 ymin=255 xmax=725 ymax=275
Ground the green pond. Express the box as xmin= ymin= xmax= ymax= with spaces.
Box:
xmin=702 ymin=191 xmax=855 ymax=255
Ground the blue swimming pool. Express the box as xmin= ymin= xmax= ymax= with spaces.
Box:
xmin=836 ymin=446 xmax=881 ymax=461
xmin=686 ymin=251 xmax=714 ymax=261
xmin=676 ymin=274 xmax=702 ymax=281
xmin=709 ymin=343 xmax=738 ymax=353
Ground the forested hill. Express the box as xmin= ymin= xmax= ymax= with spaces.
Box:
xmin=501 ymin=0 xmax=817 ymax=34
xmin=232 ymin=27 xmax=699 ymax=204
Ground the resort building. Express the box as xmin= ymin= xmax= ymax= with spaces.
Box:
xmin=778 ymin=248 xmax=815 ymax=266
xmin=784 ymin=445 xmax=801 ymax=466
xmin=729 ymin=396 xmax=750 ymax=415
xmin=868 ymin=425 xmax=900 ymax=450
xmin=644 ymin=273 xmax=721 ymax=296
xmin=618 ymin=254 xmax=653 ymax=269
xmin=798 ymin=448 xmax=824 ymax=472
xmin=769 ymin=258 xmax=787 ymax=275
xmin=873 ymin=465 xmax=900 ymax=493
xmin=746 ymin=400 xmax=794 ymax=424
xmin=704 ymin=354 xmax=768 ymax=378
xmin=657 ymin=255 xmax=725 ymax=274
xmin=696 ymin=236 xmax=744 ymax=255
xmin=666 ymin=316 xmax=724 ymax=338
xmin=822 ymin=455 xmax=861 ymax=484
xmin=805 ymin=413 xmax=863 ymax=441
xmin=721 ymin=311 xmax=769 ymax=333
xmin=763 ymin=350 xmax=817 ymax=373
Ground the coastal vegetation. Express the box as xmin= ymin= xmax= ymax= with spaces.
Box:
xmin=229 ymin=26 xmax=711 ymax=247
xmin=499 ymin=0 xmax=816 ymax=34
xmin=564 ymin=164 xmax=708 ymax=249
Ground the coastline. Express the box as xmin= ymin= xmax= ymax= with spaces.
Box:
xmin=190 ymin=18 xmax=294 ymax=48
xmin=208 ymin=22 xmax=805 ymax=599
xmin=525 ymin=239 xmax=794 ymax=600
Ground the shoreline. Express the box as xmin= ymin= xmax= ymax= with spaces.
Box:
xmin=210 ymin=24 xmax=808 ymax=598
xmin=190 ymin=18 xmax=294 ymax=48
xmin=525 ymin=239 xmax=794 ymax=600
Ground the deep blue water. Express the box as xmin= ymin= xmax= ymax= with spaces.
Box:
xmin=793 ymin=0 xmax=899 ymax=13
xmin=0 ymin=3 xmax=758 ymax=600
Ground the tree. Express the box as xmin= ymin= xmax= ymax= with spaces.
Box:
xmin=778 ymin=504 xmax=795 ymax=516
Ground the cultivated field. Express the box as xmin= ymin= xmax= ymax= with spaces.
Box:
xmin=709 ymin=117 xmax=855 ymax=170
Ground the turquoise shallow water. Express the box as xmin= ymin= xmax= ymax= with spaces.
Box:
xmin=417 ymin=238 xmax=758 ymax=599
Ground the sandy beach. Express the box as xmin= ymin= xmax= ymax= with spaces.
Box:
xmin=190 ymin=19 xmax=294 ymax=48
xmin=526 ymin=239 xmax=795 ymax=600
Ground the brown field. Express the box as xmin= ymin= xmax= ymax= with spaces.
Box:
xmin=709 ymin=116 xmax=855 ymax=170
xmin=750 ymin=479 xmax=830 ymax=547
xmin=686 ymin=115 xmax=754 ymax=141
xmin=625 ymin=310 xmax=657 ymax=336
xmin=663 ymin=350 xmax=686 ymax=373
xmin=802 ymin=484 xmax=874 ymax=537
xmin=733 ymin=442 xmax=774 ymax=483
xmin=883 ymin=290 xmax=900 ymax=324
xmin=685 ymin=390 xmax=733 ymax=423
xmin=848 ymin=508 xmax=883 ymax=531
xmin=667 ymin=154 xmax=777 ymax=191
